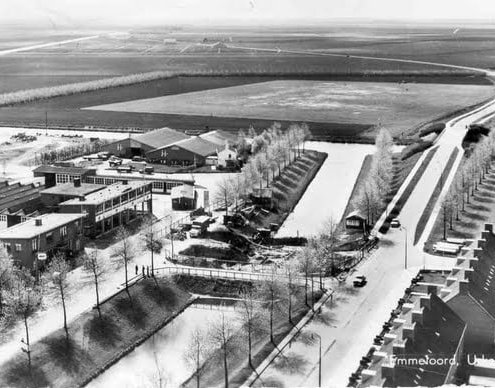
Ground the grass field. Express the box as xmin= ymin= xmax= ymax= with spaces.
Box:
xmin=87 ymin=80 xmax=495 ymax=136
xmin=1 ymin=24 xmax=494 ymax=137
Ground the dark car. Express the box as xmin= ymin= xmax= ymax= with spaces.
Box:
xmin=353 ymin=275 xmax=367 ymax=288
xmin=132 ymin=155 xmax=145 ymax=162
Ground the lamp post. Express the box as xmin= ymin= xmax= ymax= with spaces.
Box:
xmin=401 ymin=226 xmax=408 ymax=270
xmin=311 ymin=332 xmax=322 ymax=387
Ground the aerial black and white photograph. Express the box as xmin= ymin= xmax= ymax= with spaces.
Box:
xmin=0 ymin=0 xmax=495 ymax=387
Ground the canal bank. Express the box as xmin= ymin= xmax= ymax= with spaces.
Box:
xmin=0 ymin=277 xmax=192 ymax=388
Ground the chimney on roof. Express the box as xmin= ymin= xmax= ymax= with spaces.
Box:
xmin=35 ymin=218 xmax=42 ymax=227
xmin=79 ymin=196 xmax=86 ymax=202
xmin=74 ymin=177 xmax=81 ymax=187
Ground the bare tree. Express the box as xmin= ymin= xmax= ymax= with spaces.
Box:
xmin=238 ymin=287 xmax=266 ymax=370
xmin=113 ymin=226 xmax=135 ymax=291
xmin=11 ymin=269 xmax=42 ymax=371
xmin=83 ymin=245 xmax=106 ymax=319
xmin=184 ymin=328 xmax=211 ymax=388
xmin=209 ymin=311 xmax=238 ymax=388
xmin=48 ymin=253 xmax=70 ymax=340
xmin=259 ymin=270 xmax=285 ymax=344
xmin=215 ymin=177 xmax=234 ymax=217
xmin=143 ymin=216 xmax=163 ymax=276
xmin=0 ymin=247 xmax=14 ymax=317
xmin=298 ymin=248 xmax=316 ymax=308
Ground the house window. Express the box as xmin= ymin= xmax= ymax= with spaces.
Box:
xmin=56 ymin=174 xmax=69 ymax=184
xmin=31 ymin=239 xmax=38 ymax=251
xmin=153 ymin=181 xmax=164 ymax=191
xmin=46 ymin=232 xmax=53 ymax=244
xmin=15 ymin=244 xmax=22 ymax=252
xmin=4 ymin=243 xmax=11 ymax=253
xmin=60 ymin=226 xmax=67 ymax=237
xmin=0 ymin=215 xmax=6 ymax=222
xmin=117 ymin=144 xmax=122 ymax=151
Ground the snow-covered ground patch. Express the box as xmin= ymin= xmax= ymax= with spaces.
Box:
xmin=89 ymin=305 xmax=239 ymax=388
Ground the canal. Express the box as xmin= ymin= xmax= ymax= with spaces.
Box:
xmin=88 ymin=298 xmax=240 ymax=388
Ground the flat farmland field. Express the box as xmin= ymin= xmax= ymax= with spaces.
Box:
xmin=86 ymin=80 xmax=495 ymax=135
xmin=1 ymin=24 xmax=494 ymax=96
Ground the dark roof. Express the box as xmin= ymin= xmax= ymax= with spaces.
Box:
xmin=134 ymin=127 xmax=189 ymax=149
xmin=354 ymin=277 xmax=466 ymax=388
xmin=465 ymin=229 xmax=495 ymax=317
xmin=33 ymin=165 xmax=95 ymax=175
xmin=391 ymin=294 xmax=466 ymax=387
xmin=0 ymin=183 xmax=43 ymax=209
xmin=173 ymin=137 xmax=218 ymax=157
xmin=41 ymin=183 xmax=106 ymax=197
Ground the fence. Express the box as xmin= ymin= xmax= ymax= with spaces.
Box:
xmin=155 ymin=265 xmax=308 ymax=285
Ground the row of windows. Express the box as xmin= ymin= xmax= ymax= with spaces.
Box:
xmin=86 ymin=176 xmax=182 ymax=192
xmin=56 ymin=174 xmax=81 ymax=184
xmin=95 ymin=187 xmax=149 ymax=215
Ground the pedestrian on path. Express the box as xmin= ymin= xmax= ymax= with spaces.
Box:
xmin=135 ymin=265 xmax=138 ymax=275
xmin=142 ymin=265 xmax=145 ymax=277
xmin=146 ymin=266 xmax=150 ymax=278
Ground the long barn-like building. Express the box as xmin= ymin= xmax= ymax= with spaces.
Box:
xmin=102 ymin=127 xmax=237 ymax=167
xmin=102 ymin=127 xmax=190 ymax=159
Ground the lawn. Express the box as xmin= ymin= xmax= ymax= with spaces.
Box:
xmin=87 ymin=80 xmax=495 ymax=137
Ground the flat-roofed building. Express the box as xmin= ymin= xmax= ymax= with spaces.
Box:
xmin=0 ymin=213 xmax=86 ymax=269
xmin=59 ymin=181 xmax=152 ymax=237
xmin=33 ymin=165 xmax=96 ymax=188
xmin=40 ymin=178 xmax=106 ymax=209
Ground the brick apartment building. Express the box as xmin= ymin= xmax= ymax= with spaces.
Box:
xmin=0 ymin=213 xmax=86 ymax=269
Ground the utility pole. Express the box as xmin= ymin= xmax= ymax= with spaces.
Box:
xmin=312 ymin=333 xmax=322 ymax=387
xmin=403 ymin=226 xmax=408 ymax=270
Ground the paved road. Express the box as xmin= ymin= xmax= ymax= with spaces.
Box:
xmin=221 ymin=43 xmax=495 ymax=77
xmin=0 ymin=35 xmax=100 ymax=56
xmin=251 ymin=97 xmax=495 ymax=387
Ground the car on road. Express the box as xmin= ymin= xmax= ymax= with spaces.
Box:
xmin=353 ymin=275 xmax=367 ymax=288
xmin=132 ymin=155 xmax=146 ymax=162
xmin=390 ymin=218 xmax=401 ymax=228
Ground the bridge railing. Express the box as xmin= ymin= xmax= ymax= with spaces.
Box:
xmin=154 ymin=265 xmax=307 ymax=284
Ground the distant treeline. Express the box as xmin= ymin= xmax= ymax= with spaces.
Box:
xmin=34 ymin=138 xmax=110 ymax=165
xmin=0 ymin=68 xmax=480 ymax=107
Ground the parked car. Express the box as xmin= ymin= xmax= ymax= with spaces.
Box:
xmin=132 ymin=155 xmax=146 ymax=162
xmin=97 ymin=152 xmax=110 ymax=160
xmin=109 ymin=156 xmax=123 ymax=166
xmin=390 ymin=218 xmax=401 ymax=228
xmin=139 ymin=166 xmax=154 ymax=174
xmin=353 ymin=275 xmax=367 ymax=288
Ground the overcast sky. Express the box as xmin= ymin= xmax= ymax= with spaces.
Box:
xmin=2 ymin=0 xmax=495 ymax=27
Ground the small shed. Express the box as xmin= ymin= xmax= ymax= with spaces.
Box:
xmin=171 ymin=184 xmax=196 ymax=210
xmin=345 ymin=210 xmax=367 ymax=230
xmin=251 ymin=187 xmax=273 ymax=207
